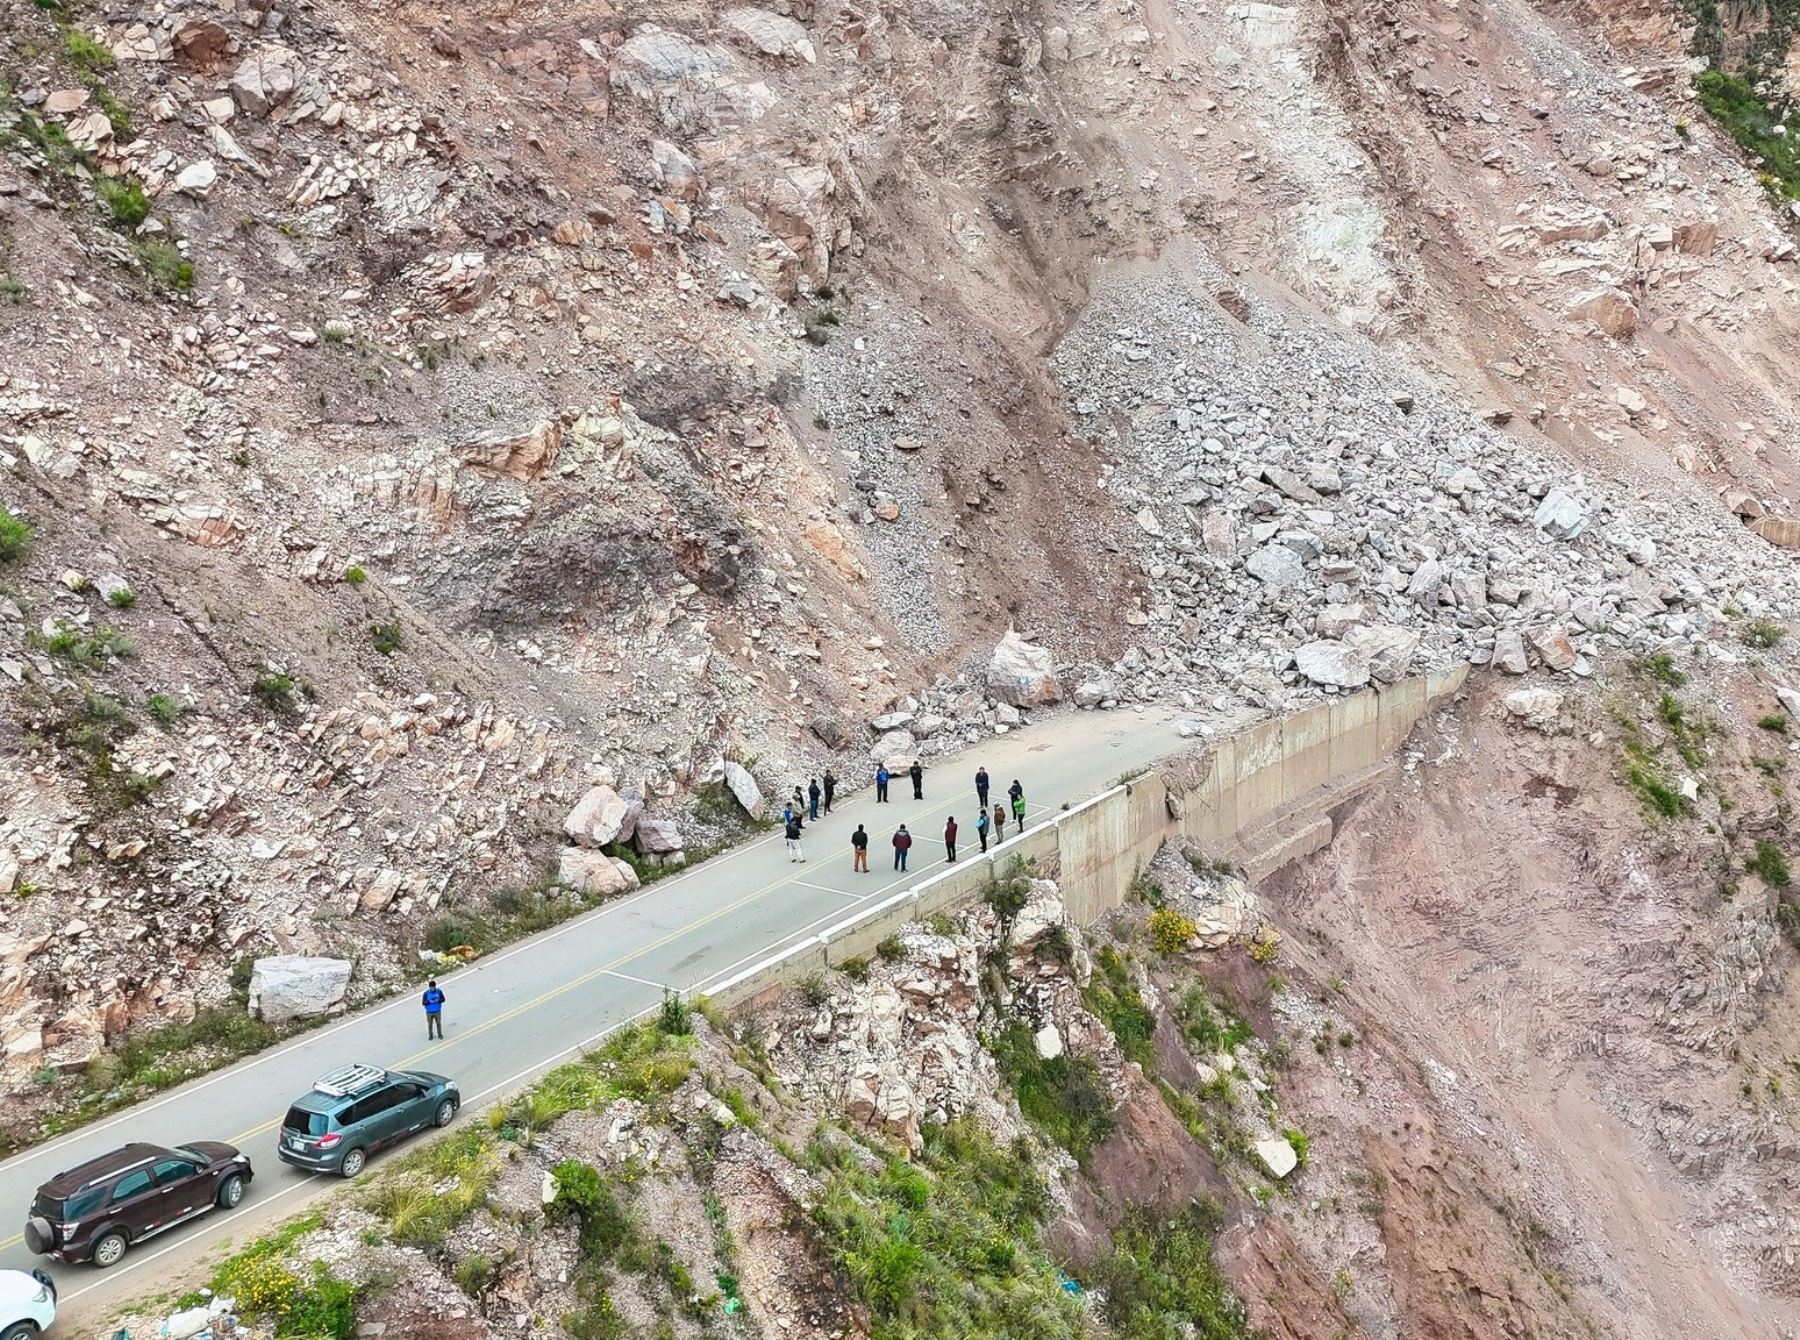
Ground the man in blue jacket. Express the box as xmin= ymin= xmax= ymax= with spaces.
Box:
xmin=423 ymin=979 xmax=446 ymax=1039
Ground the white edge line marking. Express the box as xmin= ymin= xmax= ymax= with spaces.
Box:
xmin=61 ymin=1001 xmax=664 ymax=1306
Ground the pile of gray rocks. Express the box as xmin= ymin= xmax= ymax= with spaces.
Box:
xmin=1052 ymin=256 xmax=1798 ymax=704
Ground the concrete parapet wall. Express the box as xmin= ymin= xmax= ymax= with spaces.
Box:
xmin=706 ymin=668 xmax=1465 ymax=1008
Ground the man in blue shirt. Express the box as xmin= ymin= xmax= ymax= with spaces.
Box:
xmin=423 ymin=979 xmax=446 ymax=1039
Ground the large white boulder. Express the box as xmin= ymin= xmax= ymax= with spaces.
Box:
xmin=1254 ymin=1136 xmax=1299 ymax=1179
xmin=723 ymin=760 xmax=763 ymax=818
xmin=1533 ymin=489 xmax=1592 ymax=540
xmin=558 ymin=847 xmax=639 ymax=897
xmin=1344 ymin=623 xmax=1419 ymax=684
xmin=563 ymin=784 xmax=639 ymax=848
xmin=248 ymin=955 xmax=350 ymax=1023
xmin=986 ymin=631 xmax=1062 ymax=708
xmin=1294 ymin=639 xmax=1371 ymax=689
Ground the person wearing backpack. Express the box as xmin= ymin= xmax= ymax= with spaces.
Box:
xmin=785 ymin=813 xmax=805 ymax=863
xmin=892 ymin=824 xmax=913 ymax=871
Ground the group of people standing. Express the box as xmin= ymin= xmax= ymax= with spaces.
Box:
xmin=779 ymin=761 xmax=1028 ymax=871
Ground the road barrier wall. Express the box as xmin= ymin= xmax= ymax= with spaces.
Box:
xmin=708 ymin=668 xmax=1465 ymax=1009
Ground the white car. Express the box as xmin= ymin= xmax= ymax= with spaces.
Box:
xmin=0 ymin=1268 xmax=55 ymax=1338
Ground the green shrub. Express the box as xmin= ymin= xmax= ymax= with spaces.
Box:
xmin=106 ymin=585 xmax=135 ymax=609
xmin=41 ymin=621 xmax=133 ymax=664
xmin=91 ymin=85 xmax=132 ymax=136
xmin=97 ymin=176 xmax=150 ymax=229
xmin=1696 ymin=68 xmax=1800 ymax=198
xmin=277 ymin=1267 xmax=357 ymax=1340
xmin=135 ymin=238 xmax=194 ymax=292
xmin=1084 ymin=945 xmax=1156 ymax=1071
xmin=1749 ymin=840 xmax=1791 ymax=888
xmin=992 ymin=1022 xmax=1115 ymax=1163
xmin=839 ymin=955 xmax=870 ymax=981
xmin=342 ymin=564 xmax=367 ymax=584
xmin=799 ymin=974 xmax=830 ymax=1007
xmin=985 ymin=856 xmax=1035 ymax=924
xmin=551 ymin=1160 xmax=630 ymax=1257
xmin=1090 ymin=1201 xmax=1254 ymax=1339
xmin=875 ymin=934 xmax=905 ymax=962
xmin=0 ymin=507 xmax=29 ymax=563
xmin=252 ymin=671 xmax=295 ymax=711
xmin=657 ymin=990 xmax=692 ymax=1037
xmin=1148 ymin=906 xmax=1197 ymax=955
xmin=1176 ymin=984 xmax=1253 ymax=1057
xmin=370 ymin=620 xmax=403 ymax=656
xmin=1634 ymin=652 xmax=1686 ymax=688
xmin=147 ymin=693 xmax=181 ymax=726
xmin=809 ymin=1117 xmax=1079 ymax=1337
xmin=1759 ymin=714 xmax=1789 ymax=734
xmin=1283 ymin=1127 xmax=1309 ymax=1167
xmin=453 ymin=1254 xmax=492 ymax=1297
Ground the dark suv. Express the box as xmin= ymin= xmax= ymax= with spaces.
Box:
xmin=23 ymin=1141 xmax=252 ymax=1269
xmin=279 ymin=1064 xmax=460 ymax=1177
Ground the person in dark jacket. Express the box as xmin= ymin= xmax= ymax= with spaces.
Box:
xmin=422 ymin=980 xmax=446 ymax=1040
xmin=975 ymin=766 xmax=990 ymax=811
xmin=785 ymin=814 xmax=805 ymax=863
xmin=975 ymin=807 xmax=990 ymax=852
xmin=875 ymin=765 xmax=890 ymax=802
xmin=807 ymin=777 xmax=821 ymax=821
xmin=822 ymin=770 xmax=837 ymax=815
xmin=944 ymin=816 xmax=958 ymax=863
xmin=892 ymin=824 xmax=913 ymax=871
xmin=909 ymin=761 xmax=924 ymax=800
xmin=851 ymin=823 xmax=869 ymax=871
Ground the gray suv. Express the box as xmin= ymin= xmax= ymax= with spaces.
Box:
xmin=277 ymin=1064 xmax=459 ymax=1178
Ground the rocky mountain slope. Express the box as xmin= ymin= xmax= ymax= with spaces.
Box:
xmin=2 ymin=0 xmax=1800 ymax=1326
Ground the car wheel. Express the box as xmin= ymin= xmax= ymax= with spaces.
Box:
xmin=217 ymin=1173 xmax=245 ymax=1209
xmin=92 ymin=1229 xmax=128 ymax=1268
xmin=0 ymin=1321 xmax=41 ymax=1339
xmin=339 ymin=1147 xmax=366 ymax=1179
xmin=434 ymin=1098 xmax=457 ymax=1128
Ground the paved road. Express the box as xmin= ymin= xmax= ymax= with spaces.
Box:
xmin=3 ymin=705 xmax=1182 ymax=1331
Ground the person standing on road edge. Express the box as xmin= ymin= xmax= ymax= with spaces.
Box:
xmin=876 ymin=765 xmax=890 ymax=802
xmin=893 ymin=824 xmax=912 ymax=871
xmin=785 ymin=813 xmax=806 ymax=863
xmin=851 ymin=822 xmax=869 ymax=871
xmin=808 ymin=777 xmax=821 ymax=821
xmin=423 ymin=979 xmax=446 ymax=1039
xmin=993 ymin=800 xmax=1007 ymax=841
xmin=909 ymin=760 xmax=924 ymax=800
xmin=976 ymin=766 xmax=990 ymax=811
xmin=975 ymin=807 xmax=990 ymax=852
xmin=823 ymin=770 xmax=837 ymax=815
xmin=1011 ymin=781 xmax=1027 ymax=833
xmin=944 ymin=815 xmax=958 ymax=863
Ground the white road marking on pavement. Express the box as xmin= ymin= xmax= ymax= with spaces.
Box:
xmin=791 ymin=881 xmax=871 ymax=900
xmin=599 ymin=968 xmax=675 ymax=993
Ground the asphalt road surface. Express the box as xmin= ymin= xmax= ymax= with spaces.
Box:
xmin=1 ymin=705 xmax=1183 ymax=1331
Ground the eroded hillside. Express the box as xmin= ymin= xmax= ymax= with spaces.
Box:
xmin=2 ymin=4 xmax=1800 ymax=1327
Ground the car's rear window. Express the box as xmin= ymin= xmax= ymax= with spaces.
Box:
xmin=33 ymin=1186 xmax=103 ymax=1221
xmin=283 ymin=1106 xmax=329 ymax=1136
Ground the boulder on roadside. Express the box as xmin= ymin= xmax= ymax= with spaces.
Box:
xmin=724 ymin=760 xmax=763 ymax=818
xmin=1344 ymin=623 xmax=1419 ymax=684
xmin=248 ymin=955 xmax=351 ymax=1023
xmin=808 ymin=713 xmax=852 ymax=750
xmin=558 ymin=847 xmax=639 ymax=897
xmin=1073 ymin=670 xmax=1117 ymax=709
xmin=634 ymin=818 xmax=683 ymax=855
xmin=563 ymin=784 xmax=640 ymax=849
xmin=986 ymin=631 xmax=1062 ymax=708
xmin=871 ymin=729 xmax=918 ymax=770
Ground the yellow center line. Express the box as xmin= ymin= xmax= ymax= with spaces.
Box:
xmin=6 ymin=791 xmax=986 ymax=1251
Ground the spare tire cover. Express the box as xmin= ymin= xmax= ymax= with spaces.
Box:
xmin=22 ymin=1215 xmax=53 ymax=1255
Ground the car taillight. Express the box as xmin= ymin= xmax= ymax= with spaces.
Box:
xmin=317 ymin=1132 xmax=340 ymax=1148
xmin=58 ymin=1223 xmax=76 ymax=1242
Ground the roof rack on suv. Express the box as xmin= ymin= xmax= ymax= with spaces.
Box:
xmin=312 ymin=1064 xmax=389 ymax=1098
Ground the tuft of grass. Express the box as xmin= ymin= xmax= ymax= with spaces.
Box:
xmin=342 ymin=564 xmax=367 ymax=584
xmin=1083 ymin=945 xmax=1157 ymax=1072
xmin=97 ymin=176 xmax=150 ymax=230
xmin=1622 ymin=740 xmax=1691 ymax=820
xmin=63 ymin=26 xmax=116 ymax=76
xmin=1090 ymin=1201 xmax=1255 ymax=1338
xmin=1633 ymin=652 xmax=1687 ymax=688
xmin=40 ymin=620 xmax=133 ymax=665
xmin=1749 ymin=840 xmax=1791 ymax=888
xmin=991 ymin=1022 xmax=1115 ymax=1163
xmin=1742 ymin=618 xmax=1787 ymax=650
xmin=1759 ymin=714 xmax=1789 ymax=735
xmin=0 ymin=507 xmax=29 ymax=563
xmin=252 ymin=671 xmax=296 ymax=712
xmin=135 ymin=238 xmax=195 ymax=292
xmin=370 ymin=620 xmax=403 ymax=656
xmin=1695 ymin=68 xmax=1800 ymax=199
xmin=146 ymin=692 xmax=181 ymax=726
xmin=106 ymin=585 xmax=135 ymax=609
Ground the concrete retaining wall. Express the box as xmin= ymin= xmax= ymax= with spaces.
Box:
xmin=708 ymin=668 xmax=1465 ymax=1009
